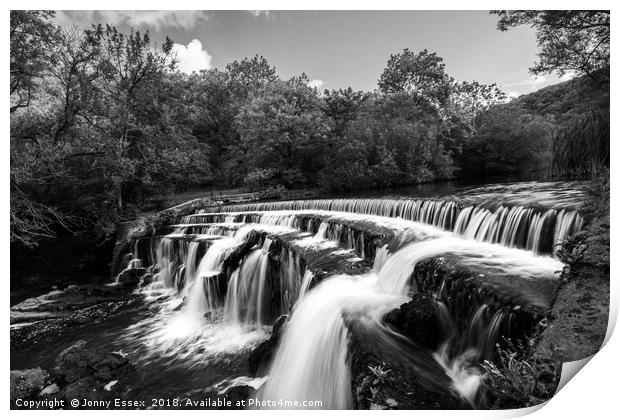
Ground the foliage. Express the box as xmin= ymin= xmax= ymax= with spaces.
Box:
xmin=235 ymin=78 xmax=332 ymax=189
xmin=10 ymin=11 xmax=60 ymax=113
xmin=552 ymin=108 xmax=609 ymax=179
xmin=481 ymin=343 xmax=561 ymax=409
xmin=10 ymin=13 xmax=610 ymax=248
xmin=378 ymin=48 xmax=452 ymax=108
xmin=458 ymin=104 xmax=556 ymax=177
xmin=10 ymin=22 xmax=208 ymax=245
xmin=492 ymin=11 xmax=610 ymax=85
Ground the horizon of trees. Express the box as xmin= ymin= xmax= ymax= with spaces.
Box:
xmin=10 ymin=10 xmax=610 ymax=248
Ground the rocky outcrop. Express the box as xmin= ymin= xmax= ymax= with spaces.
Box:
xmin=413 ymin=255 xmax=555 ymax=338
xmin=10 ymin=368 xmax=49 ymax=407
xmin=11 ymin=341 xmax=137 ymax=409
xmin=348 ymin=331 xmax=469 ymax=410
xmin=249 ymin=315 xmax=288 ymax=376
xmin=384 ymin=295 xmax=442 ymax=350
xmin=533 ymin=213 xmax=610 ymax=362
xmin=50 ymin=340 xmax=136 ymax=408
xmin=10 ymin=285 xmax=139 ymax=351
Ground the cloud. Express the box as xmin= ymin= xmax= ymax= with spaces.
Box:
xmin=307 ymin=79 xmax=324 ymax=89
xmin=172 ymin=39 xmax=212 ymax=74
xmin=248 ymin=10 xmax=271 ymax=18
xmin=559 ymin=71 xmax=577 ymax=82
xmin=55 ymin=10 xmax=210 ymax=31
xmin=507 ymin=91 xmax=521 ymax=99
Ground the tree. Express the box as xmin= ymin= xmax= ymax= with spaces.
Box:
xmin=10 ymin=10 xmax=60 ymax=113
xmin=85 ymin=24 xmax=177 ymax=211
xmin=492 ymin=11 xmax=610 ymax=85
xmin=225 ymin=55 xmax=279 ymax=103
xmin=378 ymin=48 xmax=453 ymax=108
xmin=460 ymin=104 xmax=556 ymax=177
xmin=322 ymin=88 xmax=370 ymax=140
xmin=235 ymin=78 xmax=331 ymax=188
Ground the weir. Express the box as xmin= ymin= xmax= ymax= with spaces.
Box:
xmin=183 ymin=196 xmax=583 ymax=254
xmin=121 ymin=184 xmax=584 ymax=409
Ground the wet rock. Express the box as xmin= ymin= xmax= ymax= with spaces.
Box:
xmin=249 ymin=315 xmax=288 ymax=376
xmin=10 ymin=368 xmax=48 ymax=403
xmin=54 ymin=340 xmax=133 ymax=384
xmin=348 ymin=332 xmax=468 ymax=410
xmin=140 ymin=273 xmax=154 ymax=286
xmin=40 ymin=383 xmax=60 ymax=396
xmin=223 ymin=385 xmax=253 ymax=409
xmin=413 ymin=255 xmax=553 ymax=338
xmin=11 ymin=300 xmax=135 ymax=352
xmin=116 ymin=267 xmax=146 ymax=286
xmin=385 ymin=295 xmax=442 ymax=350
xmin=48 ymin=341 xmax=137 ymax=407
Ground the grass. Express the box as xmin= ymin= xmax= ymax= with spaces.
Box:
xmin=481 ymin=340 xmax=561 ymax=409
xmin=552 ymin=108 xmax=609 ymax=179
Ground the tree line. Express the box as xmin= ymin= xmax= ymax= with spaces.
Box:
xmin=10 ymin=10 xmax=609 ymax=247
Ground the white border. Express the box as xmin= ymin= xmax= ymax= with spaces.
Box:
xmin=3 ymin=2 xmax=617 ymax=419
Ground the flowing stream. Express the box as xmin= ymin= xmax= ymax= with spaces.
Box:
xmin=11 ymin=181 xmax=586 ymax=408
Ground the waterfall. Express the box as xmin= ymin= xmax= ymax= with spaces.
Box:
xmin=188 ymin=197 xmax=584 ymax=255
xmin=155 ymin=237 xmax=178 ymax=288
xmin=223 ymin=244 xmax=271 ymax=325
xmin=259 ymin=274 xmax=403 ymax=409
xmin=184 ymin=241 xmax=201 ymax=286
xmin=185 ymin=237 xmax=236 ymax=317
xmin=298 ymin=269 xmax=314 ymax=300
xmin=554 ymin=209 xmax=584 ymax=253
xmin=260 ymin=235 xmax=563 ymax=408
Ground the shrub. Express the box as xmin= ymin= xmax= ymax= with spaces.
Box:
xmin=481 ymin=342 xmax=560 ymax=409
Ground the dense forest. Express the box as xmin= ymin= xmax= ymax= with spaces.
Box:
xmin=10 ymin=11 xmax=609 ymax=283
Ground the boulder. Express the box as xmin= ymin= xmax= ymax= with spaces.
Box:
xmin=223 ymin=385 xmax=253 ymax=409
xmin=249 ymin=315 xmax=288 ymax=376
xmin=54 ymin=340 xmax=133 ymax=384
xmin=385 ymin=295 xmax=442 ymax=350
xmin=349 ymin=330 xmax=468 ymax=410
xmin=116 ymin=267 xmax=146 ymax=286
xmin=10 ymin=368 xmax=48 ymax=403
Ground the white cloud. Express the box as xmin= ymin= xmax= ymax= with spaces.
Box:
xmin=307 ymin=79 xmax=324 ymax=89
xmin=248 ymin=10 xmax=271 ymax=18
xmin=507 ymin=91 xmax=521 ymax=99
xmin=172 ymin=39 xmax=212 ymax=74
xmin=559 ymin=71 xmax=577 ymax=82
xmin=55 ymin=10 xmax=210 ymax=31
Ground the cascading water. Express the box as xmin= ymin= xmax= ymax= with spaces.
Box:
xmin=190 ymin=193 xmax=583 ymax=255
xmin=184 ymin=237 xmax=237 ymax=317
xmin=259 ymin=236 xmax=563 ymax=409
xmin=224 ymin=241 xmax=271 ymax=325
xmin=121 ymin=181 xmax=583 ymax=409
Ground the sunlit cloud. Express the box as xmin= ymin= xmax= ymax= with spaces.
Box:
xmin=55 ymin=10 xmax=210 ymax=31
xmin=248 ymin=10 xmax=271 ymax=18
xmin=172 ymin=39 xmax=212 ymax=74
xmin=307 ymin=79 xmax=324 ymax=89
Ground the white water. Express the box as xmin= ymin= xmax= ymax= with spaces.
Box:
xmin=188 ymin=195 xmax=584 ymax=255
xmin=129 ymin=191 xmax=578 ymax=409
xmin=260 ymin=236 xmax=563 ymax=409
xmin=224 ymin=243 xmax=271 ymax=325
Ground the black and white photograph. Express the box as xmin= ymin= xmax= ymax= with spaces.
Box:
xmin=8 ymin=3 xmax=614 ymax=413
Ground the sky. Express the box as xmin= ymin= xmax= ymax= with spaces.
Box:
xmin=53 ymin=10 xmax=574 ymax=97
